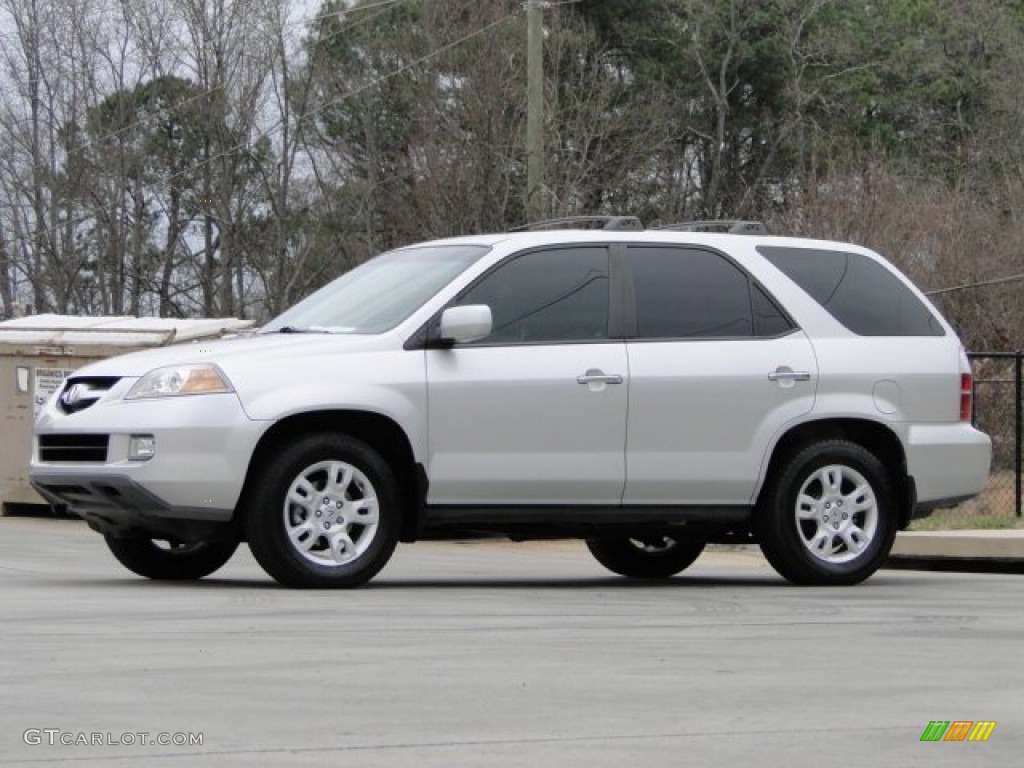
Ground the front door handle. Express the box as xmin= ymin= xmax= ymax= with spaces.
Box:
xmin=768 ymin=369 xmax=811 ymax=381
xmin=577 ymin=369 xmax=624 ymax=385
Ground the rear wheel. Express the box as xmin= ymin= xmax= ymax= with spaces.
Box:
xmin=756 ymin=440 xmax=898 ymax=585
xmin=104 ymin=536 xmax=238 ymax=580
xmin=586 ymin=534 xmax=705 ymax=579
xmin=244 ymin=434 xmax=401 ymax=588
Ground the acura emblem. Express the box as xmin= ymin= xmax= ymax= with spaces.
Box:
xmin=60 ymin=383 xmax=89 ymax=407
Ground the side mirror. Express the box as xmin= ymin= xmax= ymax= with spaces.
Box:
xmin=439 ymin=305 xmax=492 ymax=344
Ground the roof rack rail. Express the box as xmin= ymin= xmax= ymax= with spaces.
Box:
xmin=508 ymin=215 xmax=644 ymax=232
xmin=653 ymin=220 xmax=768 ymax=235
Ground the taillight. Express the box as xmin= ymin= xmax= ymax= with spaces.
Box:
xmin=960 ymin=372 xmax=973 ymax=422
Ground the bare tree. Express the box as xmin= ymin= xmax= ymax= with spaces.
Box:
xmin=169 ymin=0 xmax=276 ymax=317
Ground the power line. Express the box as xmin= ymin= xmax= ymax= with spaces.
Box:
xmin=0 ymin=8 xmax=521 ymax=234
xmin=286 ymin=0 xmax=406 ymax=28
xmin=926 ymin=273 xmax=1024 ymax=296
xmin=0 ymin=0 xmax=411 ymax=166
xmin=163 ymin=9 xmax=521 ymax=187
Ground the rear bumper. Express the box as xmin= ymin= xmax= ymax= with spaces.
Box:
xmin=905 ymin=423 xmax=992 ymax=505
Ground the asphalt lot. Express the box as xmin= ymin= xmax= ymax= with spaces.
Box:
xmin=0 ymin=516 xmax=1020 ymax=767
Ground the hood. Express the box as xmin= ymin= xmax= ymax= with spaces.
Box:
xmin=73 ymin=331 xmax=402 ymax=378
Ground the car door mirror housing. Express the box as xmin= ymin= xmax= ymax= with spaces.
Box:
xmin=439 ymin=305 xmax=493 ymax=344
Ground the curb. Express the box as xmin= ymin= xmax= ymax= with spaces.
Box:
xmin=884 ymin=530 xmax=1024 ymax=574
xmin=885 ymin=556 xmax=1024 ymax=574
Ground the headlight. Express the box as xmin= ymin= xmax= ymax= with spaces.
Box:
xmin=125 ymin=364 xmax=234 ymax=399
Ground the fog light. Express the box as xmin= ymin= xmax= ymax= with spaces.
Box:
xmin=128 ymin=435 xmax=156 ymax=461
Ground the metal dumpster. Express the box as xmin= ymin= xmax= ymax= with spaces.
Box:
xmin=0 ymin=315 xmax=254 ymax=514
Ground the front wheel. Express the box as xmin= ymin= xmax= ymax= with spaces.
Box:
xmin=104 ymin=536 xmax=238 ymax=580
xmin=756 ymin=440 xmax=898 ymax=585
xmin=586 ymin=534 xmax=705 ymax=579
xmin=243 ymin=434 xmax=401 ymax=588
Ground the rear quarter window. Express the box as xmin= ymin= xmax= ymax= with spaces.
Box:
xmin=757 ymin=246 xmax=945 ymax=337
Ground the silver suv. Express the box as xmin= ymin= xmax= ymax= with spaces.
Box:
xmin=30 ymin=219 xmax=992 ymax=587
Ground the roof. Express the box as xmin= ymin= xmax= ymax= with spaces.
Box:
xmin=0 ymin=314 xmax=255 ymax=348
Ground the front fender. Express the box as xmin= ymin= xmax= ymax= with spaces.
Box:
xmin=232 ymin=349 xmax=428 ymax=462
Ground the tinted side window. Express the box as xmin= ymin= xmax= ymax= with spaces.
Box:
xmin=752 ymin=284 xmax=795 ymax=337
xmin=629 ymin=247 xmax=757 ymax=338
xmin=457 ymin=247 xmax=609 ymax=343
xmin=758 ymin=246 xmax=945 ymax=337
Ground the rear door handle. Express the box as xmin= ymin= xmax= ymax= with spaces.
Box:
xmin=577 ymin=369 xmax=623 ymax=385
xmin=768 ymin=370 xmax=811 ymax=381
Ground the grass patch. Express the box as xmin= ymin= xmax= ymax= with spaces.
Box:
xmin=909 ymin=509 xmax=1021 ymax=530
xmin=909 ymin=470 xmax=1023 ymax=530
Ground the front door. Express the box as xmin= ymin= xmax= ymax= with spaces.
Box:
xmin=426 ymin=245 xmax=628 ymax=505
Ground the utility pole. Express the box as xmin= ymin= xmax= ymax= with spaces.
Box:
xmin=525 ymin=0 xmax=544 ymax=222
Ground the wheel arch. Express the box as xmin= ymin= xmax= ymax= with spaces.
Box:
xmin=757 ymin=418 xmax=914 ymax=529
xmin=236 ymin=410 xmax=424 ymax=542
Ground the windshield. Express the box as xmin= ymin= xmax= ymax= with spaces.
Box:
xmin=261 ymin=244 xmax=490 ymax=334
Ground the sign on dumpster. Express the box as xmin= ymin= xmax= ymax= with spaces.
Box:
xmin=33 ymin=368 xmax=74 ymax=417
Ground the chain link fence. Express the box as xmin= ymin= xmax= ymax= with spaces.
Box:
xmin=968 ymin=352 xmax=1022 ymax=518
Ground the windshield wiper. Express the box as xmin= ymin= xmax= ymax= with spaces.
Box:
xmin=275 ymin=325 xmax=353 ymax=334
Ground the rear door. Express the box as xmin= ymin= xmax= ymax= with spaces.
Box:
xmin=622 ymin=245 xmax=818 ymax=505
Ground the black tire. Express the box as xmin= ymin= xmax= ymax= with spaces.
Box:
xmin=756 ymin=440 xmax=899 ymax=585
xmin=586 ymin=534 xmax=705 ymax=579
xmin=104 ymin=536 xmax=238 ymax=580
xmin=243 ymin=434 xmax=401 ymax=588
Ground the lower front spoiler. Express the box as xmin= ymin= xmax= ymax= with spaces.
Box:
xmin=30 ymin=474 xmax=235 ymax=543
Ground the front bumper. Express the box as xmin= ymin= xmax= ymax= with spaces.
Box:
xmin=31 ymin=385 xmax=266 ymax=537
xmin=31 ymin=474 xmax=235 ymax=541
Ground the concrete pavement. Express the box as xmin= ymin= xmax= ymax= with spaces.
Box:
xmin=1 ymin=516 xmax=1022 ymax=768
